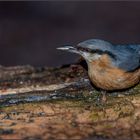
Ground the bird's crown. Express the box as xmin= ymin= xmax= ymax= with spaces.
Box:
xmin=77 ymin=39 xmax=113 ymax=52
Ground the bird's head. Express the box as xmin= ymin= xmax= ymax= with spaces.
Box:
xmin=57 ymin=39 xmax=115 ymax=63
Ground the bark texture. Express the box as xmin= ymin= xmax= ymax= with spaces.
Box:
xmin=0 ymin=64 xmax=140 ymax=140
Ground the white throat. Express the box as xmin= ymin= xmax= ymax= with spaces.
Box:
xmin=92 ymin=54 xmax=102 ymax=60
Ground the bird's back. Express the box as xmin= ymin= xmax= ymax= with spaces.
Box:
xmin=112 ymin=44 xmax=140 ymax=72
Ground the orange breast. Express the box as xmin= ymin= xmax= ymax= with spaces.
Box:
xmin=88 ymin=54 xmax=140 ymax=91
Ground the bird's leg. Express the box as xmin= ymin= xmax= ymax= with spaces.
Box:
xmin=101 ymin=90 xmax=107 ymax=103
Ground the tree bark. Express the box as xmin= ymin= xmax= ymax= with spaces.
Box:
xmin=0 ymin=64 xmax=139 ymax=140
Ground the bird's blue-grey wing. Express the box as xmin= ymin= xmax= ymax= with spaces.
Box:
xmin=113 ymin=45 xmax=140 ymax=72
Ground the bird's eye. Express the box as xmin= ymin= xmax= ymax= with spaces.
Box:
xmin=77 ymin=46 xmax=90 ymax=52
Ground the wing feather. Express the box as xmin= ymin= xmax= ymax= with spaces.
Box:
xmin=113 ymin=45 xmax=140 ymax=72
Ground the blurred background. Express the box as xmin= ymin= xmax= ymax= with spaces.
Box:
xmin=0 ymin=1 xmax=140 ymax=67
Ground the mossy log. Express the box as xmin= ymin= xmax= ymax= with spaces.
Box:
xmin=0 ymin=64 xmax=140 ymax=140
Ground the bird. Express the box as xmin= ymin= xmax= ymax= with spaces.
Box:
xmin=57 ymin=39 xmax=140 ymax=101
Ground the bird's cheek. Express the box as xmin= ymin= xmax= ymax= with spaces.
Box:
xmin=91 ymin=54 xmax=102 ymax=60
xmin=80 ymin=52 xmax=89 ymax=59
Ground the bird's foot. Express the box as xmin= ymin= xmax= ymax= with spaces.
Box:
xmin=101 ymin=93 xmax=107 ymax=103
xmin=101 ymin=91 xmax=107 ymax=104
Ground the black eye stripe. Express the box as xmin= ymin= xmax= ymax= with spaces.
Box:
xmin=76 ymin=46 xmax=116 ymax=60
xmin=77 ymin=46 xmax=90 ymax=52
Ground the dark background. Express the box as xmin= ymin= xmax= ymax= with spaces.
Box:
xmin=0 ymin=1 xmax=140 ymax=67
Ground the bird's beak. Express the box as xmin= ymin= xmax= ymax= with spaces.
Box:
xmin=57 ymin=46 xmax=79 ymax=54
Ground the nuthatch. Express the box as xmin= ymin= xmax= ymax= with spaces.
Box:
xmin=57 ymin=39 xmax=140 ymax=101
